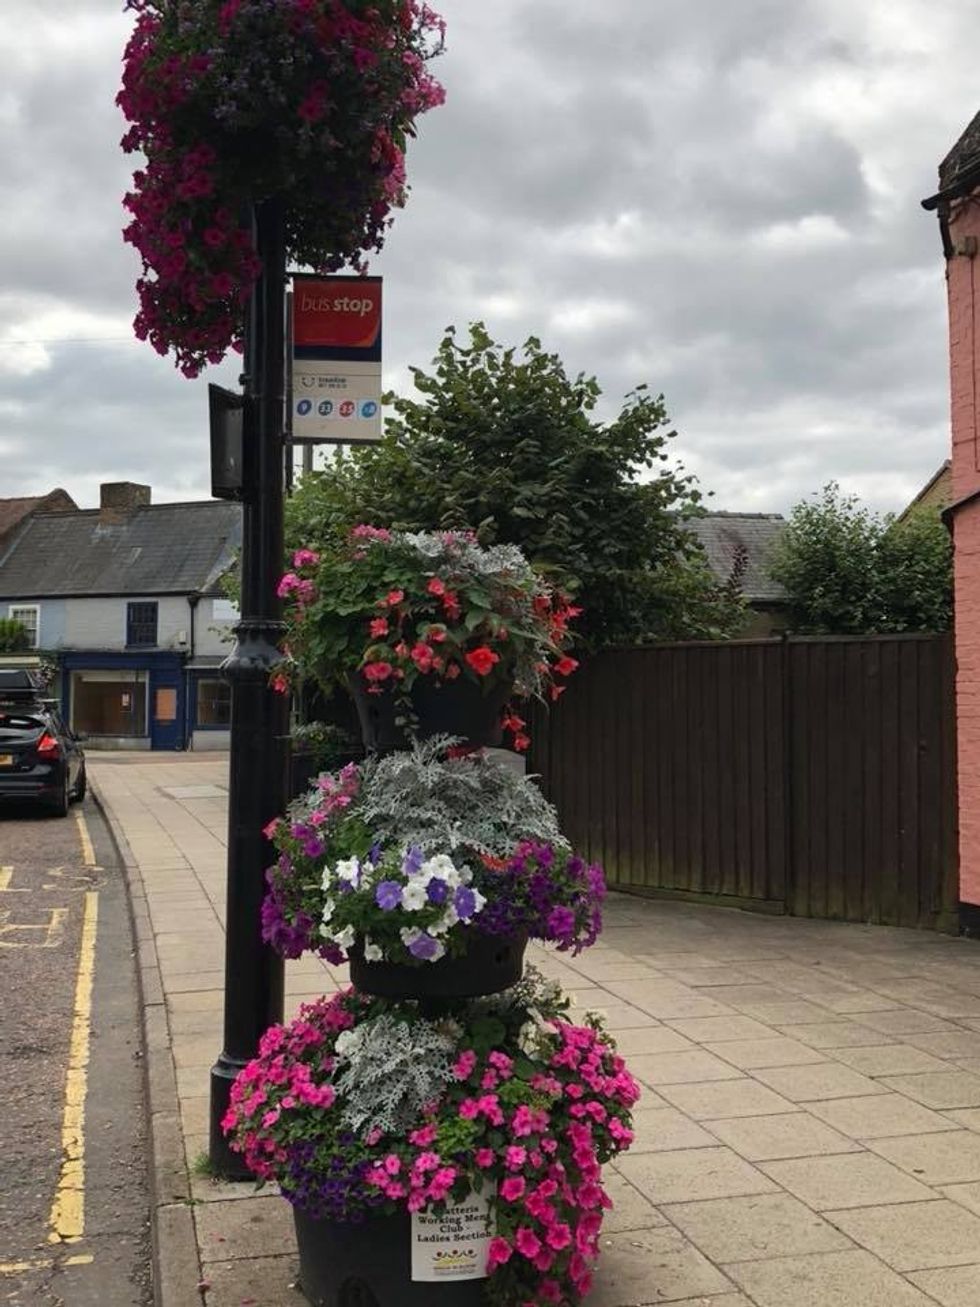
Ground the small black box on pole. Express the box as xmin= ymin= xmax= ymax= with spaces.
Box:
xmin=209 ymin=383 xmax=246 ymax=501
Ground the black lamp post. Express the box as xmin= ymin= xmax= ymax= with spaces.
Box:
xmin=209 ymin=197 xmax=289 ymax=1176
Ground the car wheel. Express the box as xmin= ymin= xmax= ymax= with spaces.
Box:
xmin=71 ymin=766 xmax=87 ymax=804
xmin=48 ymin=772 xmax=70 ymax=818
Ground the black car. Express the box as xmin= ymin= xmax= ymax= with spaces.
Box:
xmin=0 ymin=670 xmax=86 ymax=816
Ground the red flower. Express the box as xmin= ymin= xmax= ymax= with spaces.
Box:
xmin=550 ymin=684 xmax=567 ymax=702
xmin=363 ymin=661 xmax=393 ymax=682
xmin=426 ymin=576 xmax=446 ymax=596
xmin=410 ymin=642 xmax=435 ymax=673
xmin=445 ymin=662 xmax=461 ymax=680
xmin=465 ymin=646 xmax=500 ymax=677
xmin=442 ymin=590 xmax=461 ymax=620
xmin=555 ymin=655 xmax=579 ymax=677
xmin=513 ymin=733 xmax=531 ymax=752
xmin=385 ymin=589 xmax=404 ymax=607
xmin=369 ymin=617 xmax=389 ymax=638
xmin=271 ymin=673 xmax=289 ymax=695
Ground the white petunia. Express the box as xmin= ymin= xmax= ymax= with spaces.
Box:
xmin=334 ymin=857 xmax=361 ymax=889
xmin=362 ymin=937 xmax=383 ymax=962
xmin=332 ymin=924 xmax=356 ymax=951
xmin=321 ymin=897 xmax=336 ymax=925
xmin=400 ymin=879 xmax=429 ymax=912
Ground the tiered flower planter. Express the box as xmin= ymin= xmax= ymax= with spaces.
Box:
xmin=224 ymin=532 xmax=634 ymax=1307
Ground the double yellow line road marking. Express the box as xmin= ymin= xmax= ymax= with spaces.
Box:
xmin=0 ymin=808 xmax=100 ymax=1277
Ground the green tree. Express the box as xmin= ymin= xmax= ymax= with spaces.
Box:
xmin=287 ymin=323 xmax=745 ymax=646
xmin=0 ymin=619 xmax=30 ymax=653
xmin=767 ymin=482 xmax=952 ymax=634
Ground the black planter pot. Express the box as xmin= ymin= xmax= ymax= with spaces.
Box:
xmin=348 ymin=676 xmax=512 ymax=756
xmin=348 ymin=931 xmax=527 ymax=1001
xmin=294 ymin=1207 xmax=489 ymax=1307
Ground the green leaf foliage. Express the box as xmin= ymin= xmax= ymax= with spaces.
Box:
xmin=285 ymin=323 xmax=747 ymax=647
xmin=767 ymin=482 xmax=952 ymax=634
xmin=0 ymin=619 xmax=30 ymax=653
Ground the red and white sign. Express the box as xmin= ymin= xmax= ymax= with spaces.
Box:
xmin=293 ymin=278 xmax=382 ymax=353
xmin=291 ymin=274 xmax=383 ymax=443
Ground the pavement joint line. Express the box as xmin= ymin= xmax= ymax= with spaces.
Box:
xmin=0 ymin=1254 xmax=95 ymax=1275
xmin=47 ymin=889 xmax=98 ymax=1245
xmin=74 ymin=807 xmax=97 ymax=868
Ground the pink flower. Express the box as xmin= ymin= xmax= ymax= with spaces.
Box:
xmin=514 ymin=1227 xmax=541 ymax=1260
xmin=500 ymin=1176 xmax=525 ymax=1202
xmin=486 ymin=1237 xmax=512 ymax=1271
xmin=383 ymin=1154 xmax=401 ymax=1175
xmin=504 ymin=1145 xmax=526 ymax=1171
xmin=545 ymin=1223 xmax=572 ymax=1251
xmin=474 ymin=1148 xmax=495 ymax=1168
xmin=409 ymin=1124 xmax=437 ymax=1147
xmin=369 ymin=617 xmax=389 ymax=638
xmin=385 ymin=589 xmax=404 ymax=606
xmin=426 ymin=576 xmax=446 ymax=596
xmin=452 ymin=1050 xmax=477 ymax=1080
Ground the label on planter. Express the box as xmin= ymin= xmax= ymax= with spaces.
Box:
xmin=410 ymin=1191 xmax=493 ymax=1281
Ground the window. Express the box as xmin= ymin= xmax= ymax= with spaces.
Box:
xmin=197 ymin=678 xmax=231 ymax=727
xmin=8 ymin=605 xmax=39 ymax=648
xmin=126 ymin=601 xmax=158 ymax=647
xmin=71 ymin=670 xmax=148 ymax=737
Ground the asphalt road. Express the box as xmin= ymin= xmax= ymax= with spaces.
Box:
xmin=0 ymin=794 xmax=152 ymax=1306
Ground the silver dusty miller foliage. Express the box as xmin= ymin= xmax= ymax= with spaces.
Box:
xmin=332 ymin=1014 xmax=457 ymax=1136
xmin=356 ymin=736 xmax=568 ymax=856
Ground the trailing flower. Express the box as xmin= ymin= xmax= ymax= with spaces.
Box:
xmin=260 ymin=742 xmax=604 ymax=963
xmin=222 ymin=973 xmax=640 ymax=1304
xmin=277 ymin=528 xmax=580 ymax=747
xmin=118 ymin=1 xmax=445 ymax=376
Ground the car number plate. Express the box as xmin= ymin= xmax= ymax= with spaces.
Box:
xmin=0 ymin=754 xmax=12 ymax=767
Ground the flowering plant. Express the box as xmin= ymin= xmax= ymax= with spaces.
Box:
xmin=118 ymin=0 xmax=445 ymax=376
xmin=277 ymin=530 xmax=580 ymax=748
xmin=260 ymin=742 xmax=605 ymax=964
xmin=222 ymin=972 xmax=640 ymax=1305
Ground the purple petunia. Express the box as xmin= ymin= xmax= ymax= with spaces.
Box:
xmin=375 ymin=880 xmax=402 ymax=911
xmin=426 ymin=877 xmax=448 ymax=905
xmin=407 ymin=931 xmax=441 ymax=960
xmin=453 ymin=885 xmax=477 ymax=920
xmin=402 ymin=846 xmax=424 ymax=876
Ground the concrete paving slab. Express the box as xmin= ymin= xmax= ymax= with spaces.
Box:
xmin=723 ymin=1248 xmax=940 ymax=1306
xmin=662 ymin=1192 xmax=853 ymax=1263
xmin=866 ymin=1129 xmax=980 ymax=1185
xmin=906 ymin=1264 xmax=980 ymax=1306
xmin=758 ymin=1153 xmax=935 ymax=1210
xmin=704 ymin=1111 xmax=861 ymax=1162
xmin=617 ymin=1147 xmax=778 ymax=1205
xmin=806 ymin=1092 xmax=959 ymax=1140
xmin=589 ymin=1227 xmax=735 ymax=1304
xmin=825 ymin=1198 xmax=980 ymax=1270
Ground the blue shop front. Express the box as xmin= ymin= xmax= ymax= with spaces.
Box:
xmin=61 ymin=650 xmax=187 ymax=751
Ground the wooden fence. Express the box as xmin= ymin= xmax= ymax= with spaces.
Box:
xmin=527 ymin=634 xmax=959 ymax=931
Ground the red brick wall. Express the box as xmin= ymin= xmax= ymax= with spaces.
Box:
xmin=947 ymin=197 xmax=980 ymax=905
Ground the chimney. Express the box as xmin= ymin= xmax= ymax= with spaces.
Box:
xmin=99 ymin=482 xmax=151 ymax=524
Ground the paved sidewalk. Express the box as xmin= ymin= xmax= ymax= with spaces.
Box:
xmin=91 ymin=751 xmax=980 ymax=1307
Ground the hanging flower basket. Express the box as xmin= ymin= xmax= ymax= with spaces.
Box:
xmin=118 ymin=1 xmax=446 ymax=376
xmin=223 ymin=979 xmax=641 ymax=1307
xmin=277 ymin=531 xmax=580 ymax=753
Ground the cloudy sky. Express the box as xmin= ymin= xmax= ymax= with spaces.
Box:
xmin=1 ymin=0 xmax=976 ymax=516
